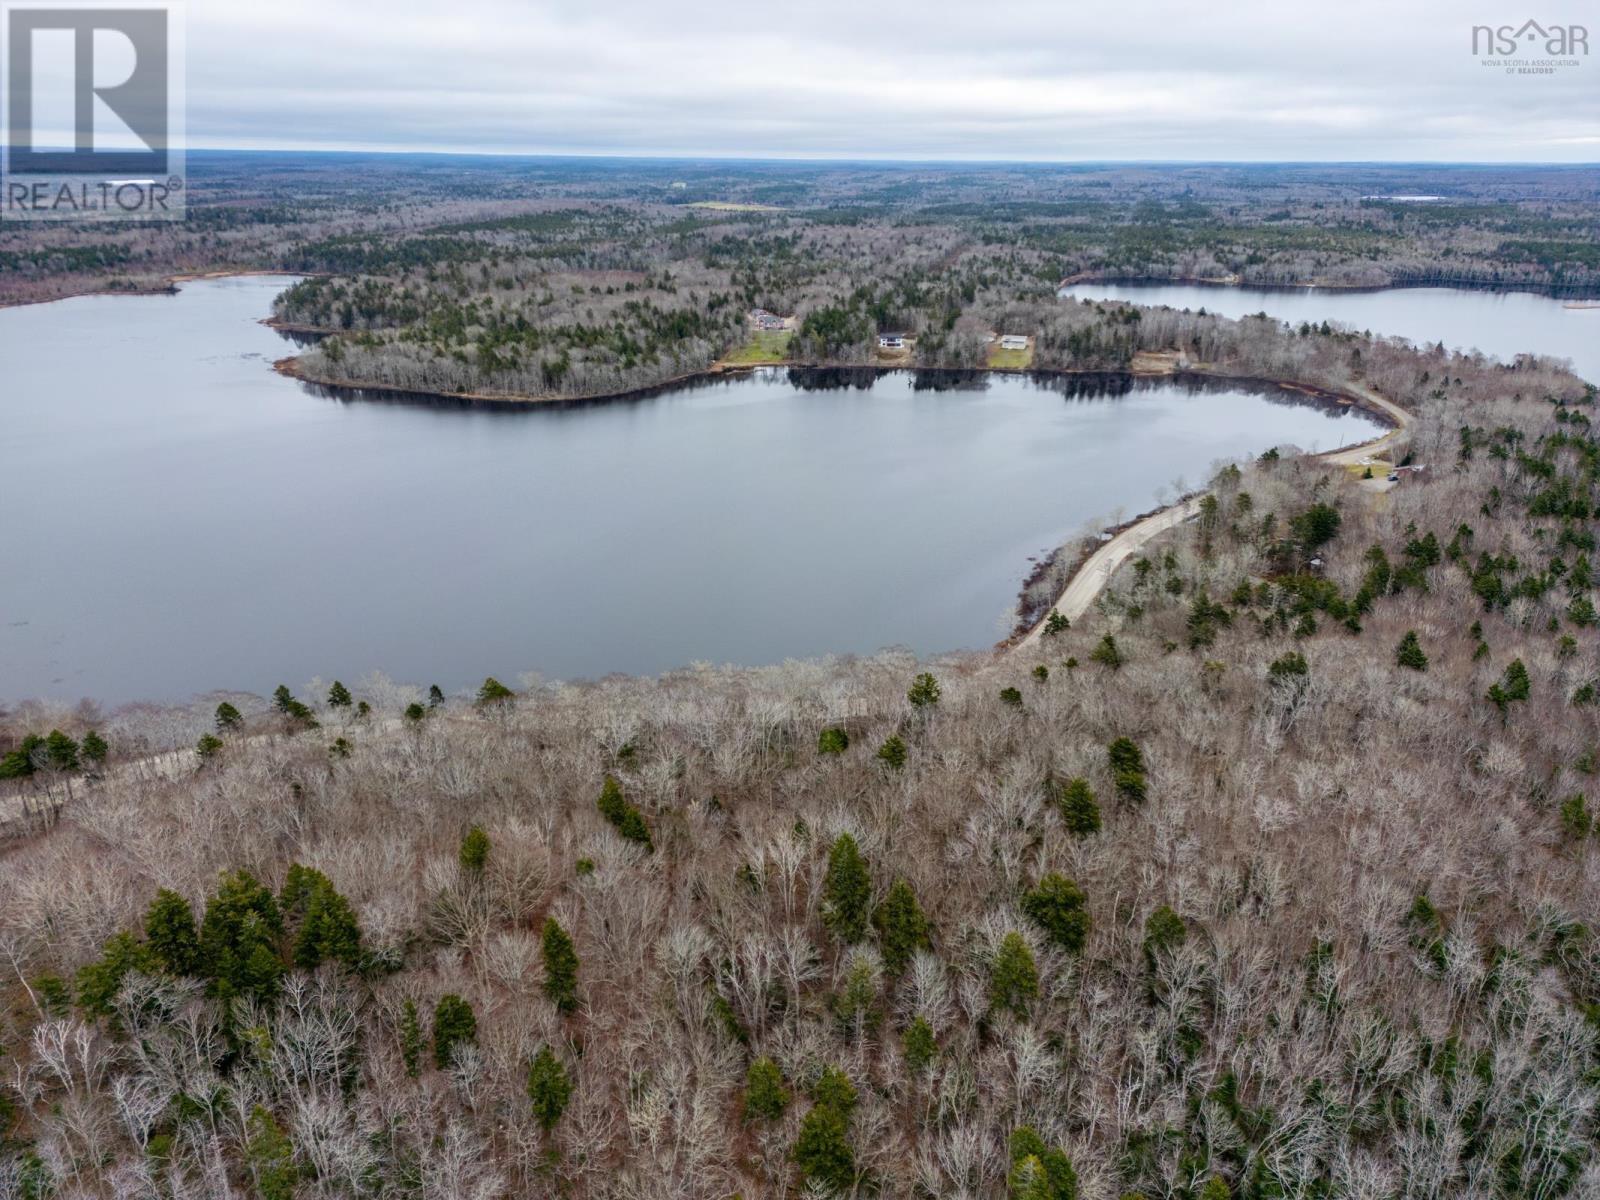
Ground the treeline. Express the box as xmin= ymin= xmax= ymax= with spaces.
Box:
xmin=268 ymin=183 xmax=1600 ymax=402
xmin=6 ymin=159 xmax=1600 ymax=310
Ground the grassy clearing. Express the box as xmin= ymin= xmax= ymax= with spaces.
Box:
xmin=1131 ymin=349 xmax=1183 ymax=374
xmin=987 ymin=342 xmax=1033 ymax=369
xmin=723 ymin=329 xmax=793 ymax=364
xmin=1346 ymin=459 xmax=1394 ymax=480
xmin=688 ymin=201 xmax=784 ymax=212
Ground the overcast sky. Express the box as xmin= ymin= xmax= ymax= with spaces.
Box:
xmin=176 ymin=0 xmax=1597 ymax=160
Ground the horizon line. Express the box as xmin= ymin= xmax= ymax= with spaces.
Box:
xmin=148 ymin=146 xmax=1600 ymax=168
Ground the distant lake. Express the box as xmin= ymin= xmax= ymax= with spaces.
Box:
xmin=1061 ymin=281 xmax=1599 ymax=383
xmin=0 ymin=277 xmax=1383 ymax=703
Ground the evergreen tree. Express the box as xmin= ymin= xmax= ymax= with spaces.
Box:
xmin=872 ymin=878 xmax=930 ymax=975
xmin=823 ymin=833 xmax=871 ymax=943
xmin=989 ymin=931 xmax=1039 ymax=1018
xmin=76 ymin=931 xmax=158 ymax=1017
xmin=199 ymin=871 xmax=285 ymax=1003
xmin=1488 ymin=658 xmax=1531 ymax=713
xmin=527 ymin=1045 xmax=573 ymax=1131
xmin=596 ymin=773 xmax=626 ymax=824
xmin=214 ymin=701 xmax=243 ymax=731
xmin=281 ymin=865 xmax=363 ymax=971
xmin=743 ymin=1056 xmax=789 ymax=1121
xmin=476 ymin=676 xmax=514 ymax=705
xmin=902 ymin=1016 xmax=937 ymax=1071
xmin=195 ymin=733 xmax=225 ymax=760
xmin=1021 ymin=874 xmax=1091 ymax=954
xmin=1186 ymin=591 xmax=1233 ymax=649
xmin=1089 ymin=634 xmax=1123 ymax=670
xmin=1143 ymin=905 xmax=1188 ymax=966
xmin=1395 ymin=630 xmax=1429 ymax=671
xmin=710 ymin=989 xmax=749 ymax=1045
xmin=598 ymin=780 xmax=652 ymax=857
xmin=541 ymin=917 xmax=579 ymax=1014
xmin=818 ymin=726 xmax=850 ymax=755
xmin=1107 ymin=739 xmax=1142 ymax=776
xmin=144 ymin=888 xmax=200 ymax=976
xmin=1057 ymin=778 xmax=1102 ymax=836
xmin=1010 ymin=1155 xmax=1054 ymax=1200
xmin=813 ymin=1065 xmax=857 ymax=1115
xmin=1008 ymin=1126 xmax=1078 ymax=1200
xmin=271 ymin=686 xmax=316 ymax=727
xmin=427 ymin=684 xmax=446 ymax=708
xmin=1268 ymin=651 xmax=1309 ymax=684
xmin=0 ymin=734 xmax=43 ymax=779
xmin=279 ymin=863 xmax=326 ymax=926
xmin=432 ymin=994 xmax=477 ymax=1069
xmin=1559 ymin=793 xmax=1592 ymax=840
xmin=399 ymin=999 xmax=424 ymax=1078
xmin=615 ymin=803 xmax=652 ymax=849
xmin=596 ymin=774 xmax=654 ymax=851
xmin=1291 ymin=502 xmax=1341 ymax=551
xmin=327 ymin=680 xmax=353 ymax=708
xmin=43 ymin=730 xmax=78 ymax=772
xmin=1107 ymin=736 xmax=1148 ymax=804
xmin=459 ymin=825 xmax=490 ymax=874
xmin=245 ymin=1106 xmax=299 ymax=1200
xmin=876 ymin=734 xmax=907 ymax=770
xmin=794 ymin=1102 xmax=854 ymax=1193
xmin=1043 ymin=611 xmax=1070 ymax=636
xmin=79 ymin=730 xmax=108 ymax=766
xmin=907 ymin=672 xmax=941 ymax=708
xmin=832 ymin=955 xmax=878 ymax=1033
xmin=794 ymin=1067 xmax=857 ymax=1192
xmin=32 ymin=975 xmax=71 ymax=1017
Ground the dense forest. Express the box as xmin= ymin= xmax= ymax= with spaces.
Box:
xmin=2 ymin=156 xmax=1597 ymax=400
xmin=4 ymin=292 xmax=1599 ymax=1197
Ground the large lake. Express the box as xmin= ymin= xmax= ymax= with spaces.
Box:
xmin=1 ymin=276 xmax=1383 ymax=702
xmin=1061 ymin=281 xmax=1599 ymax=383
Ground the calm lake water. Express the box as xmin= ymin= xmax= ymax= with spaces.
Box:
xmin=1061 ymin=282 xmax=1599 ymax=383
xmin=1 ymin=276 xmax=1384 ymax=702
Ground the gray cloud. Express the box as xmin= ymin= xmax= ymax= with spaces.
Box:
xmin=184 ymin=0 xmax=1599 ymax=159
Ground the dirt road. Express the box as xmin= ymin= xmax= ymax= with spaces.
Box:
xmin=1016 ymin=382 xmax=1412 ymax=649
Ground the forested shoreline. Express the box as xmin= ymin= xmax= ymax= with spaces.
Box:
xmin=5 ymin=291 xmax=1600 ymax=1197
xmin=4 ymin=158 xmax=1598 ymax=398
